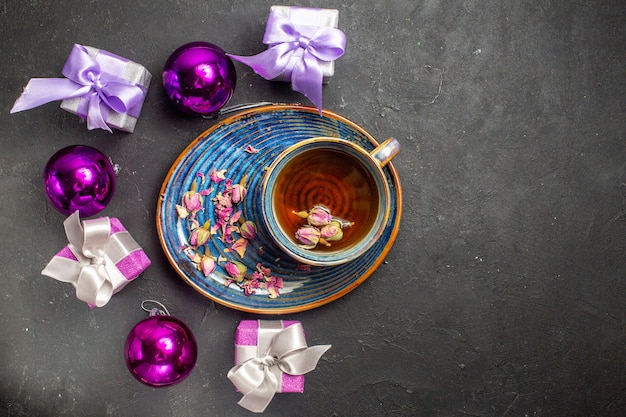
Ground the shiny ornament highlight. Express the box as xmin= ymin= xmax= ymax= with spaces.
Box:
xmin=124 ymin=313 xmax=197 ymax=387
xmin=43 ymin=145 xmax=116 ymax=217
xmin=162 ymin=41 xmax=236 ymax=116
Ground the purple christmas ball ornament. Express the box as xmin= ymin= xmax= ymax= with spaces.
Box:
xmin=124 ymin=314 xmax=198 ymax=387
xmin=43 ymin=145 xmax=116 ymax=217
xmin=163 ymin=41 xmax=237 ymax=116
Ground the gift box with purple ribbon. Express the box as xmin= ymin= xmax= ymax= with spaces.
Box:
xmin=11 ymin=44 xmax=152 ymax=133
xmin=229 ymin=6 xmax=346 ymax=113
xmin=228 ymin=320 xmax=331 ymax=413
xmin=41 ymin=211 xmax=151 ymax=307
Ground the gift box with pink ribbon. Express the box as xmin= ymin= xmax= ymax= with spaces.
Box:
xmin=228 ymin=320 xmax=331 ymax=413
xmin=229 ymin=6 xmax=346 ymax=113
xmin=42 ymin=211 xmax=151 ymax=307
xmin=11 ymin=44 xmax=151 ymax=133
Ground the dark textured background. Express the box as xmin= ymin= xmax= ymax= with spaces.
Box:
xmin=1 ymin=1 xmax=625 ymax=416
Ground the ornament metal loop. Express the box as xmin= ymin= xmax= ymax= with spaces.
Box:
xmin=141 ymin=300 xmax=170 ymax=316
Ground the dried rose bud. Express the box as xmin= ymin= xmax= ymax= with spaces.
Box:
xmin=224 ymin=261 xmax=247 ymax=282
xmin=320 ymin=220 xmax=344 ymax=242
xmin=182 ymin=191 xmax=203 ymax=212
xmin=239 ymin=220 xmax=257 ymax=240
xmin=230 ymin=183 xmax=247 ymax=204
xmin=200 ymin=254 xmax=216 ymax=276
xmin=295 ymin=225 xmax=321 ymax=249
xmin=189 ymin=221 xmax=211 ymax=247
xmin=182 ymin=180 xmax=203 ymax=213
xmin=307 ymin=205 xmax=332 ymax=227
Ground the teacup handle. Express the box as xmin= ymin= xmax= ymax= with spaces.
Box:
xmin=370 ymin=137 xmax=401 ymax=167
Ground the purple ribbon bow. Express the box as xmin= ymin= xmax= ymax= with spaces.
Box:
xmin=10 ymin=44 xmax=147 ymax=132
xmin=228 ymin=11 xmax=346 ymax=113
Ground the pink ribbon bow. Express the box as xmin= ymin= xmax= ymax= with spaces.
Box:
xmin=229 ymin=10 xmax=346 ymax=113
xmin=10 ymin=44 xmax=147 ymax=132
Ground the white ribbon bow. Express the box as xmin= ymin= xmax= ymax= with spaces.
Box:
xmin=41 ymin=211 xmax=139 ymax=307
xmin=228 ymin=323 xmax=331 ymax=413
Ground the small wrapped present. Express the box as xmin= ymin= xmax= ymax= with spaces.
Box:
xmin=11 ymin=44 xmax=151 ymax=133
xmin=42 ymin=211 xmax=151 ymax=307
xmin=262 ymin=6 xmax=341 ymax=85
xmin=228 ymin=6 xmax=346 ymax=113
xmin=228 ymin=320 xmax=331 ymax=413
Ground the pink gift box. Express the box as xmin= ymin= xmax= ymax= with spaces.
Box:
xmin=55 ymin=217 xmax=151 ymax=282
xmin=43 ymin=215 xmax=151 ymax=307
xmin=234 ymin=320 xmax=304 ymax=392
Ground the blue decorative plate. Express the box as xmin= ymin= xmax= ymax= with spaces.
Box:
xmin=157 ymin=105 xmax=402 ymax=314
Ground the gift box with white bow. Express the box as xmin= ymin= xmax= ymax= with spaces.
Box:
xmin=41 ymin=211 xmax=151 ymax=307
xmin=228 ymin=320 xmax=331 ymax=413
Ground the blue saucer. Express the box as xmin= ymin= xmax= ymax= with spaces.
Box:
xmin=157 ymin=105 xmax=402 ymax=314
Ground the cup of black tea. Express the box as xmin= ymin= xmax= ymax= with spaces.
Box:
xmin=261 ymin=136 xmax=400 ymax=266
